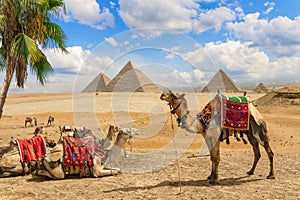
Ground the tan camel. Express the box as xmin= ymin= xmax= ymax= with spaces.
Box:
xmin=47 ymin=116 xmax=54 ymax=126
xmin=24 ymin=116 xmax=37 ymax=127
xmin=0 ymin=125 xmax=120 ymax=178
xmin=160 ymin=91 xmax=274 ymax=184
xmin=36 ymin=126 xmax=136 ymax=179
xmin=0 ymin=140 xmax=39 ymax=177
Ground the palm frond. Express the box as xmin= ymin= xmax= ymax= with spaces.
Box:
xmin=11 ymin=33 xmax=44 ymax=63
xmin=43 ymin=22 xmax=68 ymax=53
xmin=36 ymin=0 xmax=65 ymax=17
xmin=30 ymin=54 xmax=54 ymax=85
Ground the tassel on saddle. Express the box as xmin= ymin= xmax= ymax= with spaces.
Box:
xmin=220 ymin=129 xmax=248 ymax=145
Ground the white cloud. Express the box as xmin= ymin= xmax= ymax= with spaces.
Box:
xmin=44 ymin=46 xmax=115 ymax=92
xmin=44 ymin=46 xmax=88 ymax=74
xmin=105 ymin=37 xmax=119 ymax=47
xmin=118 ymin=0 xmax=236 ymax=35
xmin=227 ymin=13 xmax=300 ymax=57
xmin=264 ymin=1 xmax=275 ymax=14
xmin=181 ymin=40 xmax=300 ymax=82
xmin=235 ymin=6 xmax=245 ymax=19
xmin=64 ymin=0 xmax=114 ymax=29
xmin=156 ymin=69 xmax=205 ymax=87
xmin=178 ymin=69 xmax=204 ymax=84
xmin=193 ymin=7 xmax=236 ymax=33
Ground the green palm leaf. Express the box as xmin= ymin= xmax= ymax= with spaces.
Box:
xmin=31 ymin=54 xmax=54 ymax=85
xmin=11 ymin=33 xmax=44 ymax=63
xmin=11 ymin=33 xmax=54 ymax=85
xmin=43 ymin=22 xmax=68 ymax=53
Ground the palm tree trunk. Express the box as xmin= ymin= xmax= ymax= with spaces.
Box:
xmin=0 ymin=59 xmax=14 ymax=118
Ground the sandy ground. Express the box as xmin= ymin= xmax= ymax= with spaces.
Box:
xmin=0 ymin=91 xmax=300 ymax=200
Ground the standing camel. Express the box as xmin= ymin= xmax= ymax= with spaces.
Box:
xmin=160 ymin=91 xmax=274 ymax=184
xmin=24 ymin=117 xmax=37 ymax=127
xmin=47 ymin=116 xmax=54 ymax=126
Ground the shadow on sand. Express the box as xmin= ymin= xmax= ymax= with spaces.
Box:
xmin=26 ymin=174 xmax=92 ymax=182
xmin=103 ymin=175 xmax=262 ymax=193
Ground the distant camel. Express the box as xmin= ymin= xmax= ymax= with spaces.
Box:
xmin=47 ymin=116 xmax=54 ymax=126
xmin=160 ymin=91 xmax=274 ymax=184
xmin=25 ymin=117 xmax=37 ymax=128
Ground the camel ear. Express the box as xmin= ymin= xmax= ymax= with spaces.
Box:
xmin=178 ymin=93 xmax=185 ymax=99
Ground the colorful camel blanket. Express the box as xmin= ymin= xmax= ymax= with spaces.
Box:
xmin=198 ymin=94 xmax=250 ymax=131
xmin=62 ymin=136 xmax=109 ymax=169
xmin=16 ymin=135 xmax=47 ymax=162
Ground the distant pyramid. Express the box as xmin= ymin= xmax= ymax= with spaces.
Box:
xmin=104 ymin=61 xmax=161 ymax=92
xmin=201 ymin=69 xmax=241 ymax=92
xmin=255 ymin=82 xmax=268 ymax=92
xmin=82 ymin=73 xmax=111 ymax=92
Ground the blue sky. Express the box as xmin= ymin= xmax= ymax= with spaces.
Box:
xmin=2 ymin=0 xmax=300 ymax=93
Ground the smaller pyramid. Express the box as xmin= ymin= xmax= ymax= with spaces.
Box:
xmin=103 ymin=61 xmax=161 ymax=92
xmin=201 ymin=69 xmax=241 ymax=92
xmin=82 ymin=73 xmax=111 ymax=92
xmin=255 ymin=82 xmax=268 ymax=92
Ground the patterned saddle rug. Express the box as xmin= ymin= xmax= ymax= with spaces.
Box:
xmin=198 ymin=94 xmax=250 ymax=131
xmin=16 ymin=135 xmax=47 ymax=162
xmin=62 ymin=136 xmax=109 ymax=171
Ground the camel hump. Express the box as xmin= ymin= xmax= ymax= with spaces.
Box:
xmin=249 ymin=103 xmax=264 ymax=125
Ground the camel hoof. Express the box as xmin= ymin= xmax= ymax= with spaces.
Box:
xmin=247 ymin=171 xmax=254 ymax=175
xmin=267 ymin=174 xmax=275 ymax=179
xmin=207 ymin=175 xmax=212 ymax=180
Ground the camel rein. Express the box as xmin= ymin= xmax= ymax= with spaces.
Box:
xmin=168 ymin=100 xmax=190 ymax=128
xmin=169 ymin=105 xmax=182 ymax=194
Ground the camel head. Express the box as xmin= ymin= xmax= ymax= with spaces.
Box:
xmin=107 ymin=124 xmax=120 ymax=141
xmin=160 ymin=91 xmax=188 ymax=119
xmin=113 ymin=128 xmax=139 ymax=148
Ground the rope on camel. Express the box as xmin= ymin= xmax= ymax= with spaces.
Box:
xmin=170 ymin=112 xmax=182 ymax=194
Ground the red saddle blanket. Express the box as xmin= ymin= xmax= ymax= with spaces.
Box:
xmin=198 ymin=94 xmax=250 ymax=131
xmin=16 ymin=135 xmax=47 ymax=162
xmin=63 ymin=136 xmax=109 ymax=169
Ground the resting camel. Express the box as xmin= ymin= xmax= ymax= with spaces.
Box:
xmin=0 ymin=125 xmax=120 ymax=178
xmin=0 ymin=139 xmax=41 ymax=177
xmin=24 ymin=117 xmax=37 ymax=127
xmin=36 ymin=126 xmax=136 ymax=179
xmin=160 ymin=91 xmax=274 ymax=184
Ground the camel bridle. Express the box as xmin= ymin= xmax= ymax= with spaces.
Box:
xmin=166 ymin=91 xmax=190 ymax=128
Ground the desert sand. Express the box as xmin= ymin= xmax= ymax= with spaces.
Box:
xmin=0 ymin=88 xmax=300 ymax=200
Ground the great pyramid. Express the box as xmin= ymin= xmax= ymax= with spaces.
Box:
xmin=201 ymin=69 xmax=241 ymax=92
xmin=82 ymin=73 xmax=111 ymax=92
xmin=255 ymin=82 xmax=268 ymax=92
xmin=103 ymin=61 xmax=161 ymax=92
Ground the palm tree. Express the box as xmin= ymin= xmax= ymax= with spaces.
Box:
xmin=0 ymin=0 xmax=68 ymax=118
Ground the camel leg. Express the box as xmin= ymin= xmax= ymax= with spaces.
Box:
xmin=247 ymin=137 xmax=261 ymax=175
xmin=98 ymin=166 xmax=121 ymax=177
xmin=207 ymin=140 xmax=220 ymax=184
xmin=263 ymin=140 xmax=275 ymax=179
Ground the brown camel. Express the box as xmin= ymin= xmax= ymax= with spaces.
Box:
xmin=47 ymin=116 xmax=54 ymax=126
xmin=160 ymin=91 xmax=274 ymax=184
xmin=36 ymin=126 xmax=136 ymax=179
xmin=24 ymin=117 xmax=37 ymax=127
